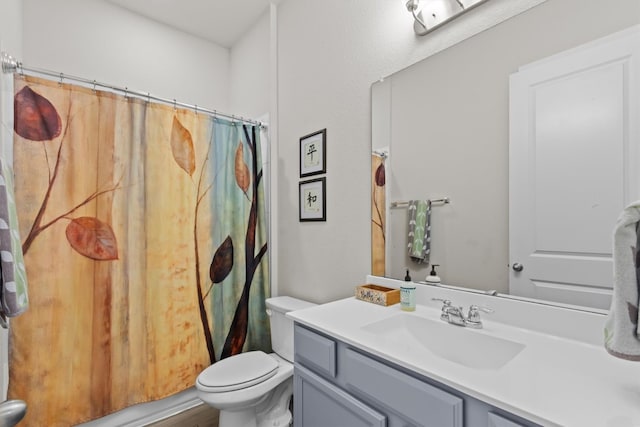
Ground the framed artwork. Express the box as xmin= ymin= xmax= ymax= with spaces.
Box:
xmin=299 ymin=129 xmax=326 ymax=177
xmin=299 ymin=177 xmax=326 ymax=222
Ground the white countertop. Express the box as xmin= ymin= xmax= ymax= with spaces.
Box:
xmin=287 ymin=291 xmax=640 ymax=427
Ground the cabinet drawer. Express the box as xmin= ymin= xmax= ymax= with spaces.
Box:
xmin=345 ymin=348 xmax=463 ymax=427
xmin=294 ymin=325 xmax=337 ymax=378
xmin=488 ymin=412 xmax=527 ymax=427
xmin=294 ymin=365 xmax=386 ymax=427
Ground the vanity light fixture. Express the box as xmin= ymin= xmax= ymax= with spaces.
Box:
xmin=404 ymin=0 xmax=489 ymax=36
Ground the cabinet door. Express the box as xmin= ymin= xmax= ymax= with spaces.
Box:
xmin=344 ymin=348 xmax=463 ymax=427
xmin=294 ymin=325 xmax=337 ymax=378
xmin=488 ymin=412 xmax=527 ymax=427
xmin=294 ymin=366 xmax=387 ymax=427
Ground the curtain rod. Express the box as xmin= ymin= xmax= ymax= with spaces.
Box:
xmin=0 ymin=52 xmax=266 ymax=129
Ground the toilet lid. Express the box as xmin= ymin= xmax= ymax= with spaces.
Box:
xmin=197 ymin=351 xmax=279 ymax=393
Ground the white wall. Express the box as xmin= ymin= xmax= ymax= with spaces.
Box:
xmin=274 ymin=0 xmax=551 ymax=303
xmin=229 ymin=11 xmax=271 ymax=119
xmin=0 ymin=0 xmax=23 ymax=402
xmin=22 ymin=0 xmax=230 ymax=111
xmin=0 ymin=0 xmax=22 ymax=59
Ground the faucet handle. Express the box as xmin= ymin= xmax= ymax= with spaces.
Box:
xmin=466 ymin=305 xmax=493 ymax=328
xmin=468 ymin=305 xmax=493 ymax=314
xmin=432 ymin=298 xmax=452 ymax=321
xmin=431 ymin=298 xmax=451 ymax=307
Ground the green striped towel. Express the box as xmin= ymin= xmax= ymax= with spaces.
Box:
xmin=407 ymin=200 xmax=431 ymax=263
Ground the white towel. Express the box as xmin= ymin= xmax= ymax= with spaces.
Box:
xmin=604 ymin=201 xmax=640 ymax=360
xmin=0 ymin=158 xmax=28 ymax=320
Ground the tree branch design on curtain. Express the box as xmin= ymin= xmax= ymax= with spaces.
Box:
xmin=372 ymin=161 xmax=385 ymax=239
xmin=10 ymin=75 xmax=271 ymax=427
xmin=12 ymin=81 xmax=124 ymax=424
xmin=169 ymin=117 xmax=268 ymax=362
xmin=371 ymin=156 xmax=386 ymax=276
xmin=14 ymin=86 xmax=121 ymax=258
xmin=170 ymin=116 xmax=218 ymax=363
xmin=221 ymin=125 xmax=267 ymax=358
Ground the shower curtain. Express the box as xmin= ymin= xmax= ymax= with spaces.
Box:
xmin=8 ymin=75 xmax=270 ymax=426
xmin=371 ymin=154 xmax=386 ymax=276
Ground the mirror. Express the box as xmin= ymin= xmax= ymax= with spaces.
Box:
xmin=371 ymin=0 xmax=640 ymax=309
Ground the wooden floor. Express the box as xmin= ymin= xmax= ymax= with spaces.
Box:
xmin=146 ymin=403 xmax=219 ymax=427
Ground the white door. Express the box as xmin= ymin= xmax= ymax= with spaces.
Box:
xmin=509 ymin=27 xmax=640 ymax=310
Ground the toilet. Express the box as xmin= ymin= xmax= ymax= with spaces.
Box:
xmin=196 ymin=296 xmax=315 ymax=427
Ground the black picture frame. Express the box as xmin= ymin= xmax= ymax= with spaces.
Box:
xmin=299 ymin=129 xmax=326 ymax=178
xmin=299 ymin=177 xmax=326 ymax=222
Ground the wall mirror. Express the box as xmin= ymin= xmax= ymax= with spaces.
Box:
xmin=371 ymin=0 xmax=640 ymax=311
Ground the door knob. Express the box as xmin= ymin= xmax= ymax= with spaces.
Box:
xmin=512 ymin=263 xmax=524 ymax=272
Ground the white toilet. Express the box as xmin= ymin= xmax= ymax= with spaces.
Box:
xmin=196 ymin=296 xmax=315 ymax=427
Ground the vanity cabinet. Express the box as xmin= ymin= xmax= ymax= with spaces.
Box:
xmin=295 ymin=366 xmax=386 ymax=427
xmin=293 ymin=324 xmax=540 ymax=427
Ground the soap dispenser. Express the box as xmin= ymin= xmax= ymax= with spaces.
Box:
xmin=425 ymin=264 xmax=441 ymax=284
xmin=401 ymin=269 xmax=416 ymax=311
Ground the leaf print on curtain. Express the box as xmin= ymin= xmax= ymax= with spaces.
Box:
xmin=211 ymin=120 xmax=270 ymax=360
xmin=371 ymin=155 xmax=386 ymax=276
xmin=9 ymin=75 xmax=271 ymax=427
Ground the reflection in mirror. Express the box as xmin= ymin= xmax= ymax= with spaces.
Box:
xmin=402 ymin=0 xmax=489 ymax=37
xmin=371 ymin=0 xmax=640 ymax=310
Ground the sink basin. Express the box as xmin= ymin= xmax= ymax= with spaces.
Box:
xmin=361 ymin=313 xmax=525 ymax=370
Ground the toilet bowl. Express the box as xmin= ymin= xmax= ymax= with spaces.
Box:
xmin=196 ymin=296 xmax=315 ymax=427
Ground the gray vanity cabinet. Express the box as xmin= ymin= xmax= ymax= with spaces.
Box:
xmin=294 ymin=366 xmax=387 ymax=427
xmin=293 ymin=323 xmax=540 ymax=427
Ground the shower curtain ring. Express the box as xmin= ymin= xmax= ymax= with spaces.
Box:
xmin=58 ymin=72 xmax=64 ymax=85
xmin=92 ymin=80 xmax=97 ymax=93
xmin=173 ymin=99 xmax=177 ymax=110
xmin=194 ymin=105 xmax=198 ymax=115
xmin=147 ymin=92 xmax=150 ymax=104
xmin=124 ymin=87 xmax=128 ymax=99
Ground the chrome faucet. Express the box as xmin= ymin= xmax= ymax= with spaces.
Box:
xmin=432 ymin=299 xmax=493 ymax=328
xmin=465 ymin=305 xmax=494 ymax=328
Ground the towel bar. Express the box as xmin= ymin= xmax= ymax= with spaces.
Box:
xmin=390 ymin=198 xmax=450 ymax=208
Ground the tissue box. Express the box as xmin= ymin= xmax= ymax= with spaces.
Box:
xmin=355 ymin=284 xmax=400 ymax=306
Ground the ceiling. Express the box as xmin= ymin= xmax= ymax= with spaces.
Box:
xmin=105 ymin=0 xmax=275 ymax=48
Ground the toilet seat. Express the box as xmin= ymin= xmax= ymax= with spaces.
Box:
xmin=197 ymin=351 xmax=279 ymax=393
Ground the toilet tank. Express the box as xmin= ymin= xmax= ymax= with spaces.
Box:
xmin=266 ymin=296 xmax=316 ymax=362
